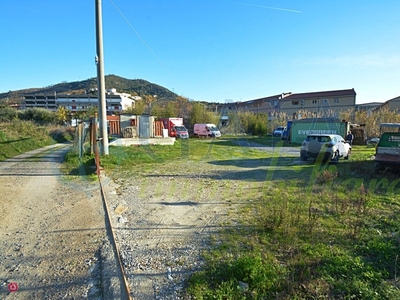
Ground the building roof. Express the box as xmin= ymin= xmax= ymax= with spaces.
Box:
xmin=232 ymin=94 xmax=281 ymax=107
xmin=357 ymin=102 xmax=383 ymax=106
xmin=372 ymin=95 xmax=400 ymax=112
xmin=284 ymin=88 xmax=356 ymax=100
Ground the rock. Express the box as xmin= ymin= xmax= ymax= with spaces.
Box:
xmin=114 ymin=205 xmax=128 ymax=215
xmin=238 ymin=281 xmax=249 ymax=292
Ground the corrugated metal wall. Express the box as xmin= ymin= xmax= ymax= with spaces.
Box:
xmin=139 ymin=115 xmax=150 ymax=138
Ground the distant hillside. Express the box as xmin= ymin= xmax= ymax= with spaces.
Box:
xmin=0 ymin=75 xmax=179 ymax=104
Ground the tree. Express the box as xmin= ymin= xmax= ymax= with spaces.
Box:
xmin=164 ymin=102 xmax=177 ymax=118
xmin=225 ymin=111 xmax=246 ymax=134
xmin=143 ymin=94 xmax=156 ymax=114
xmin=354 ymin=107 xmax=400 ymax=138
xmin=85 ymin=105 xmax=98 ymax=118
xmin=56 ymin=106 xmax=69 ymax=124
xmin=190 ymin=102 xmax=208 ymax=126
xmin=174 ymin=96 xmax=191 ymax=118
xmin=269 ymin=111 xmax=288 ymax=134
xmin=124 ymin=100 xmax=146 ymax=115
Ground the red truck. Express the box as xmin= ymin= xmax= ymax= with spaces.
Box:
xmin=160 ymin=118 xmax=189 ymax=138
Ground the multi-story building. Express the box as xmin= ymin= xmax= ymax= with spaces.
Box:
xmin=23 ymin=94 xmax=57 ymax=111
xmin=219 ymin=88 xmax=357 ymax=120
xmin=355 ymin=102 xmax=383 ymax=111
xmin=22 ymin=89 xmax=139 ymax=113
xmin=282 ymin=89 xmax=356 ymax=118
xmin=373 ymin=96 xmax=400 ymax=112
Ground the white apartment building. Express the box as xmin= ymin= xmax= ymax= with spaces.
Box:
xmin=22 ymin=89 xmax=140 ymax=113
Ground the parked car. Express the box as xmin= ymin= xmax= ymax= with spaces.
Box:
xmin=374 ymin=132 xmax=400 ymax=172
xmin=273 ymin=126 xmax=286 ymax=137
xmin=300 ymin=134 xmax=351 ymax=163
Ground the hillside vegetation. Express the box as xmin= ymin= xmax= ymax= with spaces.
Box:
xmin=0 ymin=75 xmax=178 ymax=104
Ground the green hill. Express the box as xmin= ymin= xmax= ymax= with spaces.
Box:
xmin=0 ymin=75 xmax=179 ymax=104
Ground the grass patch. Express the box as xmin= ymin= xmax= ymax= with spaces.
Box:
xmin=0 ymin=120 xmax=74 ymax=161
xmin=61 ymin=151 xmax=98 ymax=180
xmin=98 ymin=138 xmax=399 ymax=299
xmin=187 ymin=178 xmax=399 ymax=298
xmin=100 ymin=138 xmax=267 ymax=173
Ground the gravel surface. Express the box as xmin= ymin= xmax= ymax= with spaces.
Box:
xmin=102 ymin=159 xmax=239 ymax=299
xmin=0 ymin=144 xmax=107 ymax=299
xmin=101 ymin=140 xmax=301 ymax=299
xmin=0 ymin=140 xmax=300 ymax=299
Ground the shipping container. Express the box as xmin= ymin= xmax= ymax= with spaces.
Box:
xmin=290 ymin=118 xmax=350 ymax=144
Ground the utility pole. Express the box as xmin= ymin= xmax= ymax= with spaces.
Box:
xmin=95 ymin=0 xmax=109 ymax=155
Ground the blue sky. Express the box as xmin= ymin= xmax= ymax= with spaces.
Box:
xmin=1 ymin=0 xmax=399 ymax=104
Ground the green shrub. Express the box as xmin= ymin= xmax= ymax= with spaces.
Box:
xmin=0 ymin=106 xmax=18 ymax=122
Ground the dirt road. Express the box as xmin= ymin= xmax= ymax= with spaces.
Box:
xmin=0 ymin=144 xmax=107 ymax=299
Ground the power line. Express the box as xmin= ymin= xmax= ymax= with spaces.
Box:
xmin=109 ymin=0 xmax=177 ymax=82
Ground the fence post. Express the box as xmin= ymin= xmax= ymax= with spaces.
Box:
xmin=93 ymin=113 xmax=101 ymax=175
xmin=78 ymin=123 xmax=83 ymax=159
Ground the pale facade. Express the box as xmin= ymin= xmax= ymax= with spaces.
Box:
xmin=374 ymin=96 xmax=400 ymax=112
xmin=22 ymin=89 xmax=139 ymax=113
xmin=219 ymin=89 xmax=357 ymax=120
xmin=281 ymin=89 xmax=356 ymax=118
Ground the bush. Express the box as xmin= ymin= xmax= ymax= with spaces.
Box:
xmin=18 ymin=108 xmax=57 ymax=124
xmin=225 ymin=111 xmax=269 ymax=135
xmin=0 ymin=106 xmax=18 ymax=122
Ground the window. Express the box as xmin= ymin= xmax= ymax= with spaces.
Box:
xmin=312 ymin=100 xmax=317 ymax=104
xmin=292 ymin=101 xmax=299 ymax=105
xmin=334 ymin=98 xmax=339 ymax=103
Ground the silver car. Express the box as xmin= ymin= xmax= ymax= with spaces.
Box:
xmin=300 ymin=134 xmax=351 ymax=163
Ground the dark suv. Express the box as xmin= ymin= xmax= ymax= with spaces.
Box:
xmin=374 ymin=132 xmax=400 ymax=172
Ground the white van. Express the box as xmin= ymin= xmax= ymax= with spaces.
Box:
xmin=193 ymin=123 xmax=221 ymax=138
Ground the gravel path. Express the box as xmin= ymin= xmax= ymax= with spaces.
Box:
xmin=0 ymin=144 xmax=107 ymax=299
xmin=102 ymin=160 xmax=239 ymax=299
xmin=233 ymin=139 xmax=300 ymax=156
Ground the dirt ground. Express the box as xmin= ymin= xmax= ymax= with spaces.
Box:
xmin=0 ymin=141 xmax=300 ymax=299
xmin=0 ymin=144 xmax=107 ymax=299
